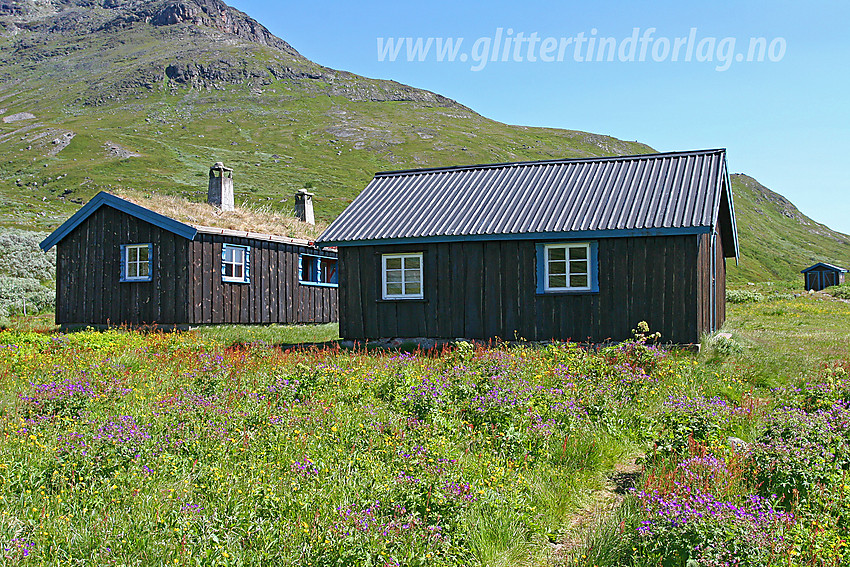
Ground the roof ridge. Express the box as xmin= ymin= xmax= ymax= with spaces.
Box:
xmin=373 ymin=148 xmax=726 ymax=178
xmin=192 ymin=225 xmax=314 ymax=246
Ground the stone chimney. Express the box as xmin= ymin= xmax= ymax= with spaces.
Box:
xmin=295 ymin=188 xmax=315 ymax=225
xmin=208 ymin=162 xmax=234 ymax=211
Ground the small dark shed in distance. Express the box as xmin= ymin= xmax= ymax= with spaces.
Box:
xmin=802 ymin=263 xmax=847 ymax=291
xmin=317 ymin=149 xmax=739 ymax=344
xmin=40 ymin=192 xmax=338 ymax=328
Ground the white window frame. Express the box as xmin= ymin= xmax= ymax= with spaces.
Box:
xmin=381 ymin=253 xmax=424 ymax=300
xmin=222 ymin=244 xmax=250 ymax=284
xmin=544 ymin=243 xmax=592 ymax=292
xmin=122 ymin=243 xmax=152 ymax=282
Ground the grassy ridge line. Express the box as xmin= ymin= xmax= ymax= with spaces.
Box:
xmin=0 ymin=21 xmax=650 ymax=231
xmin=727 ymin=174 xmax=850 ymax=283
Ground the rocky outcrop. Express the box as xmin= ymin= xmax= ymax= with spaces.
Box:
xmin=0 ymin=0 xmax=467 ymax=109
xmin=736 ymin=174 xmax=807 ymax=223
xmin=2 ymin=0 xmax=300 ymax=55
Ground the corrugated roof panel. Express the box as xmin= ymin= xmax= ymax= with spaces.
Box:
xmin=317 ymin=149 xmax=733 ymax=245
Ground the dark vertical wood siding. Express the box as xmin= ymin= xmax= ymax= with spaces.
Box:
xmin=339 ymin=235 xmax=702 ymax=344
xmin=695 ymin=230 xmax=728 ymax=337
xmin=803 ymin=267 xmax=844 ymax=291
xmin=187 ymin=234 xmax=338 ymax=325
xmin=55 ymin=206 xmax=190 ymax=326
xmin=54 ymin=205 xmax=338 ymax=326
xmin=715 ymin=231 xmax=726 ymax=328
xmin=696 ymin=233 xmax=710 ymax=337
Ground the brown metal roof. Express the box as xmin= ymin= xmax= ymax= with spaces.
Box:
xmin=317 ymin=149 xmax=737 ymax=256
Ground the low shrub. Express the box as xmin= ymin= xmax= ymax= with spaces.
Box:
xmin=824 ymin=284 xmax=850 ymax=300
xmin=707 ymin=334 xmax=744 ymax=356
xmin=0 ymin=276 xmax=54 ymax=317
xmin=726 ymin=289 xmax=764 ymax=304
xmin=0 ymin=228 xmax=55 ymax=281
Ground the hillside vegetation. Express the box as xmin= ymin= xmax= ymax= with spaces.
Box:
xmin=0 ymin=0 xmax=847 ymax=285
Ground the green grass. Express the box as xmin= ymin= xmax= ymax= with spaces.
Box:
xmin=825 ymin=283 xmax=850 ymax=300
xmin=1 ymin=295 xmax=850 ymax=565
xmin=192 ymin=322 xmax=340 ymax=345
xmin=566 ymin=293 xmax=850 ymax=566
xmin=0 ymin=325 xmax=690 ymax=565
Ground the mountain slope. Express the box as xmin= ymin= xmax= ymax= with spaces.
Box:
xmin=727 ymin=174 xmax=850 ymax=283
xmin=0 ymin=0 xmax=649 ymax=229
xmin=1 ymin=0 xmax=847 ymax=286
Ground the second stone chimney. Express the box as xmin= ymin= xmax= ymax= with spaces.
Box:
xmin=295 ymin=188 xmax=315 ymax=225
xmin=208 ymin=162 xmax=234 ymax=211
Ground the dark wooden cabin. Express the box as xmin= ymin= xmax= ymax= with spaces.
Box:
xmin=802 ymin=262 xmax=847 ymax=291
xmin=317 ymin=149 xmax=739 ymax=344
xmin=40 ymin=192 xmax=338 ymax=328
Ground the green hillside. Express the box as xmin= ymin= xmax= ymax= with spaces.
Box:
xmin=0 ymin=0 xmax=847 ymax=286
xmin=727 ymin=174 xmax=850 ymax=283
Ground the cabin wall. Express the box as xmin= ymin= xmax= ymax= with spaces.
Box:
xmin=187 ymin=233 xmax=338 ymax=325
xmin=804 ymin=267 xmax=843 ymax=291
xmin=55 ymin=205 xmax=339 ymax=326
xmin=55 ymin=206 xmax=190 ymax=326
xmin=716 ymin=230 xmax=727 ymax=328
xmin=695 ymin=230 xmax=727 ymax=336
xmin=339 ymin=235 xmax=701 ymax=343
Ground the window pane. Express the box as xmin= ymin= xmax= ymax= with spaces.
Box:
xmin=234 ymin=264 xmax=243 ymax=279
xmin=570 ymin=260 xmax=588 ymax=275
xmin=385 ymin=269 xmax=402 ymax=283
xmin=138 ymin=262 xmax=149 ymax=277
xmin=548 ymin=260 xmax=567 ymax=276
xmin=404 ymin=268 xmax=421 ymax=283
xmin=224 ymin=263 xmax=234 ymax=278
xmin=548 ymin=247 xmax=566 ymax=261
xmin=385 ymin=257 xmax=402 ymax=270
xmin=404 ymin=256 xmax=420 ymax=269
xmin=138 ymin=246 xmax=149 ymax=262
xmin=404 ymin=281 xmax=421 ymax=295
xmin=569 ymin=246 xmax=588 ymax=260
xmin=233 ymin=248 xmax=244 ymax=263
xmin=570 ymin=274 xmax=588 ymax=288
xmin=549 ymin=274 xmax=567 ymax=288
xmin=386 ymin=282 xmax=403 ymax=295
xmin=223 ymin=247 xmax=233 ymax=262
xmin=128 ymin=262 xmax=138 ymax=278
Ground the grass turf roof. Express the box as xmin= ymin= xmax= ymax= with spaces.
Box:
xmin=115 ymin=190 xmax=326 ymax=242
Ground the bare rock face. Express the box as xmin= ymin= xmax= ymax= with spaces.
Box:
xmin=2 ymin=0 xmax=300 ymax=55
xmin=143 ymin=0 xmax=297 ymax=53
xmin=0 ymin=0 xmax=466 ymax=108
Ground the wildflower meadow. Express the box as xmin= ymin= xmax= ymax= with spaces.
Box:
xmin=1 ymin=290 xmax=849 ymax=566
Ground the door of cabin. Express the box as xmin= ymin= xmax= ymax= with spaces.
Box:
xmin=806 ymin=272 xmax=820 ymax=291
xmin=823 ymin=271 xmax=837 ymax=288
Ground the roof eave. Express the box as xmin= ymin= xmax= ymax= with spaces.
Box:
xmin=801 ymin=262 xmax=848 ymax=273
xmin=709 ymin=152 xmax=739 ymax=262
xmin=39 ymin=192 xmax=198 ymax=251
xmin=317 ymin=226 xmax=711 ymax=248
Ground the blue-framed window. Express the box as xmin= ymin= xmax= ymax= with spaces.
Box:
xmin=299 ymin=254 xmax=338 ymax=287
xmin=536 ymin=242 xmax=598 ymax=293
xmin=119 ymin=243 xmax=152 ymax=282
xmin=222 ymin=244 xmax=250 ymax=284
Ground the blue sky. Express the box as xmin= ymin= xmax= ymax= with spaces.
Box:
xmin=228 ymin=0 xmax=850 ymax=234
